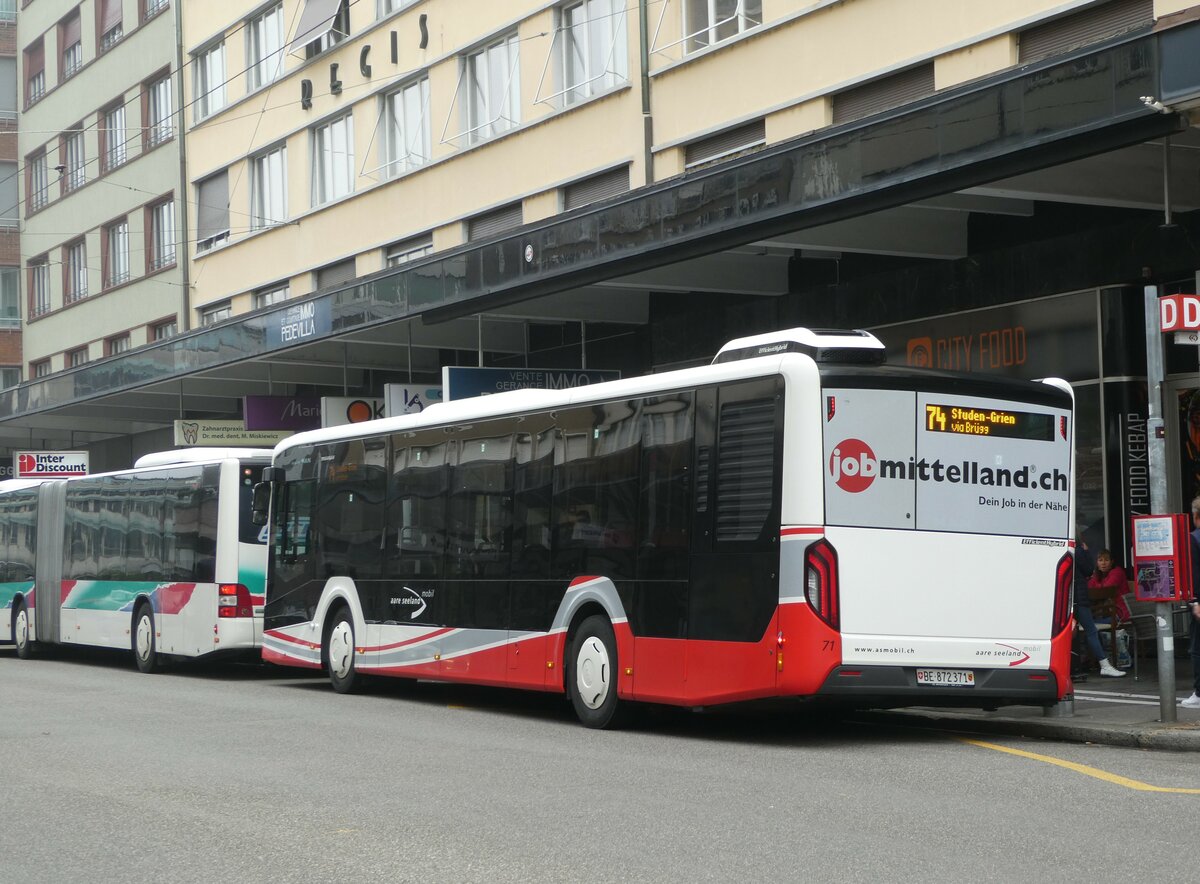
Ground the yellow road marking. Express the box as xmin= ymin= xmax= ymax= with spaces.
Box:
xmin=959 ymin=738 xmax=1200 ymax=793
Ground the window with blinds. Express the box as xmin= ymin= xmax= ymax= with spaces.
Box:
xmin=714 ymin=397 xmax=778 ymax=542
xmin=831 ymin=63 xmax=935 ymax=126
xmin=563 ymin=165 xmax=630 ymax=211
xmin=24 ymin=40 xmax=44 ymax=105
xmin=684 ymin=119 xmax=765 ymax=169
xmin=98 ymin=0 xmax=124 ymax=51
xmin=315 ymin=258 xmax=356 ymax=291
xmin=467 ymin=202 xmax=523 ymax=241
xmin=1019 ymin=0 xmax=1153 ymax=64
xmin=196 ymin=170 xmax=230 ymax=252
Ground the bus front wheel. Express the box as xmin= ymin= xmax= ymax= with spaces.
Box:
xmin=568 ymin=615 xmax=631 ymax=729
xmin=13 ymin=600 xmax=34 ymax=659
xmin=326 ymin=609 xmax=359 ymax=694
xmin=133 ymin=604 xmax=160 ymax=674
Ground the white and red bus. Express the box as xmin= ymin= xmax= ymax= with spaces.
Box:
xmin=4 ymin=449 xmax=271 ymax=671
xmin=257 ymin=328 xmax=1075 ymax=727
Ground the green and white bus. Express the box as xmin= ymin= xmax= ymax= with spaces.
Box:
xmin=3 ymin=448 xmax=271 ymax=671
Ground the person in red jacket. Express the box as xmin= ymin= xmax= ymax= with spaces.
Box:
xmin=1087 ymin=549 xmax=1130 ymax=622
xmin=1087 ymin=548 xmax=1131 ymax=669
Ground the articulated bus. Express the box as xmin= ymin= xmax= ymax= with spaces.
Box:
xmin=2 ymin=448 xmax=272 ymax=671
xmin=258 ymin=328 xmax=1075 ymax=727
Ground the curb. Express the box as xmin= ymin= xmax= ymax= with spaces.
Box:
xmin=865 ymin=709 xmax=1200 ymax=752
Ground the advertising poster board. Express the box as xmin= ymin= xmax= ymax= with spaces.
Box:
xmin=1131 ymin=513 xmax=1194 ymax=602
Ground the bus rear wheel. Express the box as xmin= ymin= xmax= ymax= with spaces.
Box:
xmin=13 ymin=600 xmax=34 ymax=659
xmin=568 ymin=615 xmax=632 ymax=729
xmin=326 ymin=609 xmax=359 ymax=694
xmin=132 ymin=604 xmax=160 ymax=674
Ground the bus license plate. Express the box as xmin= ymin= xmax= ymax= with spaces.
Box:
xmin=916 ymin=668 xmax=975 ymax=687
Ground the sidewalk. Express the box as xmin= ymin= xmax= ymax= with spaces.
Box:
xmin=877 ymin=665 xmax=1200 ymax=751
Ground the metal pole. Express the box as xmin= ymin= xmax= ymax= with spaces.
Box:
xmin=1163 ymin=137 xmax=1174 ymax=227
xmin=1144 ymin=283 xmax=1177 ymax=722
xmin=581 ymin=320 xmax=588 ymax=370
xmin=477 ymin=314 xmax=484 ymax=367
xmin=638 ymin=0 xmax=653 ymax=185
xmin=174 ymin=2 xmax=192 ymax=332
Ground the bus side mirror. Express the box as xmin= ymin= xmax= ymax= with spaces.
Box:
xmin=251 ymin=481 xmax=272 ymax=525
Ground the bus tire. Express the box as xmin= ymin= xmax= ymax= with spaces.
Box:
xmin=13 ymin=600 xmax=34 ymax=660
xmin=326 ymin=607 xmax=359 ymax=694
xmin=132 ymin=603 xmax=160 ymax=674
xmin=568 ymin=615 xmax=631 ymax=729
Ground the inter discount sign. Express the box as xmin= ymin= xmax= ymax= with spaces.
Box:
xmin=1159 ymin=294 xmax=1200 ymax=331
xmin=16 ymin=450 xmax=89 ymax=478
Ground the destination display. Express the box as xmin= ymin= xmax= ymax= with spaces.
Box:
xmin=924 ymin=403 xmax=1054 ymax=441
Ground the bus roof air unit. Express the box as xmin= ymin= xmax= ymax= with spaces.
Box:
xmin=712 ymin=327 xmax=887 ymax=366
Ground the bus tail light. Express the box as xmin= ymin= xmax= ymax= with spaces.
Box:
xmin=805 ymin=539 xmax=840 ymax=630
xmin=1051 ymin=553 xmax=1073 ymax=635
xmin=218 ymin=583 xmax=254 ymax=619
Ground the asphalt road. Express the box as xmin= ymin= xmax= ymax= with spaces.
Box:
xmin=2 ymin=647 xmax=1197 ymax=883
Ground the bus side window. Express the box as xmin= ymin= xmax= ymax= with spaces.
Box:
xmin=316 ymin=438 xmax=387 ymax=580
xmin=388 ymin=441 xmax=449 ymax=580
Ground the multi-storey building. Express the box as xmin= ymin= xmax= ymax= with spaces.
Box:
xmin=16 ymin=0 xmax=185 ymax=384
xmin=1 ymin=0 xmax=22 ymax=398
xmin=4 ymin=0 xmax=1200 ymax=556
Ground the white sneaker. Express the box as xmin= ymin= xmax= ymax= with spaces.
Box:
xmin=1181 ymin=693 xmax=1200 ymax=709
xmin=1099 ymin=660 xmax=1126 ymax=678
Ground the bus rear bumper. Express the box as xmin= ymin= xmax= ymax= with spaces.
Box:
xmin=815 ymin=664 xmax=1060 ymax=708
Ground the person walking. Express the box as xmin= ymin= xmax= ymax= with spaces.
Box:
xmin=1182 ymin=499 xmax=1200 ymax=708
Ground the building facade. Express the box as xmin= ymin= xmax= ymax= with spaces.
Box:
xmin=1 ymin=1 xmax=23 ymax=396
xmin=3 ymin=0 xmax=1200 ymax=561
xmin=17 ymin=0 xmax=185 ymax=381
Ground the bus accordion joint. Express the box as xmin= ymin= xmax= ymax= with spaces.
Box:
xmin=218 ymin=583 xmax=254 ymax=618
xmin=804 ymin=539 xmax=840 ymax=630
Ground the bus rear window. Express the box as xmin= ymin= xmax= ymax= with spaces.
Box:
xmin=239 ymin=465 xmax=267 ymax=544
